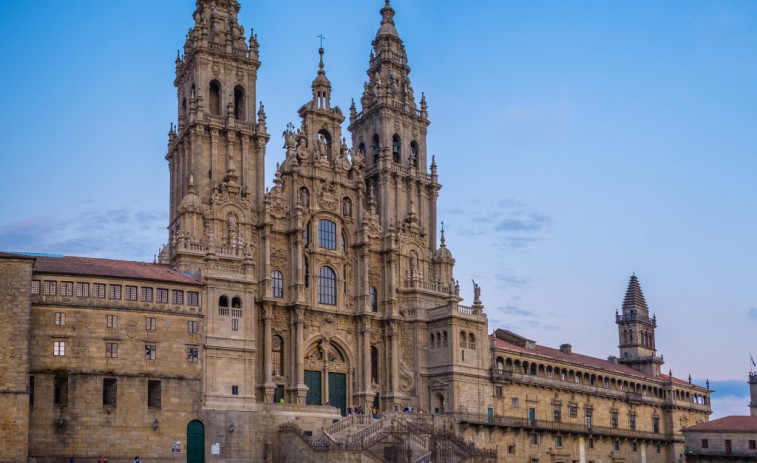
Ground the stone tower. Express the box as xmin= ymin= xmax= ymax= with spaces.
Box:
xmin=749 ymin=371 xmax=757 ymax=417
xmin=165 ymin=0 xmax=268 ymax=408
xmin=616 ymin=274 xmax=663 ymax=377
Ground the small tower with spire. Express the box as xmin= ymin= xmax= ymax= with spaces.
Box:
xmin=615 ymin=274 xmax=664 ymax=377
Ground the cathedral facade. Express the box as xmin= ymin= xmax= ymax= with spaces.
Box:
xmin=0 ymin=1 xmax=711 ymax=463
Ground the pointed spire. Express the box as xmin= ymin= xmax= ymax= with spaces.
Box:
xmin=622 ymin=274 xmax=650 ymax=315
xmin=440 ymin=221 xmax=446 ymax=247
xmin=188 ymin=175 xmax=196 ymax=194
xmin=378 ymin=0 xmax=398 ymax=36
xmin=310 ymin=44 xmax=332 ymax=109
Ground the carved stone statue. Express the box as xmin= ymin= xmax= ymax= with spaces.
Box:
xmin=472 ymin=279 xmax=481 ymax=304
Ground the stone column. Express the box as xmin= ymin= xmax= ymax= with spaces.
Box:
xmin=261 ymin=303 xmax=275 ymax=402
xmin=390 ymin=320 xmax=400 ymax=398
xmin=210 ymin=128 xmax=219 ymax=185
xmin=361 ymin=317 xmax=373 ymax=408
xmin=292 ymin=306 xmax=308 ymax=404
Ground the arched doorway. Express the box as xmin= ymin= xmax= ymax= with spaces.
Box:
xmin=187 ymin=420 xmax=205 ymax=463
xmin=304 ymin=340 xmax=349 ymax=415
xmin=432 ymin=392 xmax=445 ymax=414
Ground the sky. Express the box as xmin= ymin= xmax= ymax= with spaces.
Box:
xmin=1 ymin=1 xmax=755 ymax=419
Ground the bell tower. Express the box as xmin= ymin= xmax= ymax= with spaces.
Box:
xmin=616 ymin=274 xmax=663 ymax=377
xmin=166 ymin=0 xmax=269 ymax=276
xmin=348 ymin=0 xmax=439 ymax=251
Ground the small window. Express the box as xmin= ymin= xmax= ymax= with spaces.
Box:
xmin=629 ymin=414 xmax=636 ymax=430
xmin=145 ymin=317 xmax=156 ymax=331
xmin=511 ymin=397 xmax=519 ymax=408
xmin=556 ymin=436 xmax=562 ymax=448
xmin=585 ymin=408 xmax=593 ymax=428
xmin=53 ymin=341 xmax=66 ymax=356
xmin=60 ymin=281 xmax=73 ymax=296
xmin=632 ymin=442 xmax=637 ymax=452
xmin=611 ymin=411 xmax=618 ymax=429
xmin=106 ymin=342 xmax=118 ymax=358
xmin=369 ymin=286 xmax=378 ymax=312
xmin=140 ymin=287 xmax=153 ymax=302
xmin=656 ymin=444 xmax=661 ymax=454
xmin=749 ymin=440 xmax=756 ymax=450
xmin=530 ymin=434 xmax=538 ymax=445
xmin=318 ymin=266 xmax=337 ymax=305
xmin=44 ymin=280 xmax=57 ymax=296
xmin=148 ymin=380 xmax=161 ymax=409
xmin=75 ymin=282 xmax=89 ymax=297
xmin=172 ymin=289 xmax=184 ymax=305
xmin=569 ymin=405 xmax=577 ymax=417
xmin=156 ymin=288 xmax=169 ymax=303
xmin=54 ymin=376 xmax=68 ymax=405
xmin=232 ymin=319 xmax=239 ymax=331
xmin=145 ymin=344 xmax=157 ymax=361
xmin=103 ymin=378 xmax=117 ymax=406
xmin=125 ymin=286 xmax=137 ymax=301
xmin=318 ymin=219 xmax=337 ymax=250
xmin=188 ymin=320 xmax=198 ymax=334
xmin=614 ymin=441 xmax=620 ymax=451
xmin=93 ymin=283 xmax=106 ymax=298
xmin=272 ymin=270 xmax=284 ymax=298
xmin=553 ymin=404 xmax=561 ymax=422
xmin=701 ymin=439 xmax=708 ymax=449
xmin=272 ymin=335 xmax=284 ymax=376
xmin=55 ymin=312 xmax=66 ymax=326
xmin=31 ymin=280 xmax=40 ymax=294
xmin=508 ymin=446 xmax=515 ymax=454
xmin=495 ymin=386 xmax=503 ymax=397
xmin=109 ymin=284 xmax=122 ymax=299
xmin=187 ymin=291 xmax=199 ymax=306
xmin=588 ymin=438 xmax=594 ymax=449
xmin=653 ymin=416 xmax=659 ymax=433
xmin=231 ymin=385 xmax=239 ymax=395
xmin=188 ymin=347 xmax=199 ymax=363
xmin=106 ymin=314 xmax=117 ymax=328
xmin=29 ymin=375 xmax=34 ymax=406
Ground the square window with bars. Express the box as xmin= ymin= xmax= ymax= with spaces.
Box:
xmin=106 ymin=342 xmax=118 ymax=358
xmin=145 ymin=344 xmax=157 ymax=360
xmin=140 ymin=287 xmax=153 ymax=302
xmin=125 ymin=286 xmax=137 ymax=301
xmin=60 ymin=281 xmax=73 ymax=296
xmin=145 ymin=317 xmax=156 ymax=331
xmin=106 ymin=314 xmax=117 ymax=328
xmin=156 ymin=288 xmax=169 ymax=303
xmin=44 ymin=281 xmax=57 ymax=296
xmin=93 ymin=283 xmax=106 ymax=298
xmin=55 ymin=312 xmax=66 ymax=326
xmin=32 ymin=280 xmax=40 ymax=295
xmin=53 ymin=341 xmax=66 ymax=356
xmin=109 ymin=284 xmax=122 ymax=299
xmin=187 ymin=291 xmax=199 ymax=306
xmin=75 ymin=282 xmax=89 ymax=297
xmin=188 ymin=320 xmax=198 ymax=334
xmin=511 ymin=397 xmax=519 ymax=408
xmin=172 ymin=289 xmax=184 ymax=305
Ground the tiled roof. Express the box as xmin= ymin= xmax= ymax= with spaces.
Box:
xmin=684 ymin=415 xmax=757 ymax=432
xmin=0 ymin=252 xmax=36 ymax=260
xmin=29 ymin=255 xmax=201 ymax=286
xmin=490 ymin=335 xmax=706 ymax=389
xmin=622 ymin=274 xmax=649 ymax=314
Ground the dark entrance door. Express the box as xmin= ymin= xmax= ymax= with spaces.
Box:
xmin=328 ymin=372 xmax=347 ymax=415
xmin=186 ymin=420 xmax=205 ymax=463
xmin=305 ymin=370 xmax=322 ymax=405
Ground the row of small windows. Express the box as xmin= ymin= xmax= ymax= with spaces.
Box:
xmin=429 ymin=331 xmax=448 ymax=349
xmin=54 ymin=312 xmax=199 ymax=334
xmin=218 ymin=295 xmax=243 ymax=317
xmin=33 ymin=280 xmax=198 ymax=306
xmin=206 ymin=80 xmax=246 ymax=120
xmin=460 ymin=331 xmax=476 ymax=349
xmin=622 ymin=328 xmax=655 ymax=348
xmin=271 ymin=265 xmax=378 ymax=310
xmin=43 ymin=376 xmax=163 ymax=410
xmin=53 ymin=339 xmax=199 ymax=363
xmin=521 ymin=436 xmax=656 ymax=454
xmin=358 ymin=134 xmax=420 ymax=167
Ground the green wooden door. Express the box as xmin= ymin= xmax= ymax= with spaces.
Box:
xmin=328 ymin=372 xmax=346 ymax=416
xmin=186 ymin=420 xmax=204 ymax=463
xmin=305 ymin=370 xmax=322 ymax=405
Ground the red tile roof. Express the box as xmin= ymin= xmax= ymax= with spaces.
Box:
xmin=684 ymin=415 xmax=757 ymax=432
xmin=29 ymin=255 xmax=201 ymax=286
xmin=0 ymin=252 xmax=36 ymax=260
xmin=490 ymin=335 xmax=706 ymax=389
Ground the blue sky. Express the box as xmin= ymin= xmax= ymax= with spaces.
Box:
xmin=1 ymin=1 xmax=755 ymax=418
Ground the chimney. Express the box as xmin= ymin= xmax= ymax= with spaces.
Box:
xmin=559 ymin=344 xmax=572 ymax=354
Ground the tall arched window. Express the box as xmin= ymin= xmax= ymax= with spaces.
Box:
xmin=460 ymin=331 xmax=467 ymax=348
xmin=410 ymin=141 xmax=419 ymax=167
xmin=304 ymin=220 xmax=311 ymax=246
xmin=219 ymin=295 xmax=229 ymax=316
xmin=392 ymin=134 xmax=401 ymax=163
xmin=371 ymin=346 xmax=379 ymax=384
xmin=359 ymin=143 xmax=366 ymax=156
xmin=272 ymin=335 xmax=284 ymax=376
xmin=234 ymin=85 xmax=245 ymax=120
xmin=304 ymin=257 xmax=310 ymax=288
xmin=271 ymin=270 xmax=283 ymax=298
xmin=369 ymin=286 xmax=378 ymax=312
xmin=209 ymin=80 xmax=222 ymax=115
xmin=372 ymin=135 xmax=380 ymax=163
xmin=318 ymin=266 xmax=337 ymax=305
xmin=429 ymin=333 xmax=435 ymax=349
xmin=318 ymin=219 xmax=337 ymax=250
xmin=468 ymin=333 xmax=475 ymax=350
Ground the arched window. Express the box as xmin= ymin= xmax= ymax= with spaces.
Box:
xmin=318 ymin=219 xmax=337 ymax=250
xmin=304 ymin=257 xmax=310 ymax=288
xmin=459 ymin=331 xmax=466 ymax=348
xmin=218 ymin=295 xmax=229 ymax=316
xmin=410 ymin=141 xmax=419 ymax=167
xmin=392 ymin=134 xmax=401 ymax=163
xmin=371 ymin=346 xmax=379 ymax=383
xmin=272 ymin=335 xmax=284 ymax=376
xmin=442 ymin=331 xmax=448 ymax=346
xmin=271 ymin=270 xmax=283 ymax=298
xmin=359 ymin=143 xmax=366 ymax=156
xmin=468 ymin=333 xmax=475 ymax=350
xmin=231 ymin=297 xmax=241 ymax=308
xmin=234 ymin=85 xmax=245 ymax=120
xmin=369 ymin=286 xmax=378 ymax=312
xmin=341 ymin=231 xmax=348 ymax=252
xmin=429 ymin=333 xmax=435 ymax=349
xmin=209 ymin=80 xmax=222 ymax=115
xmin=318 ymin=266 xmax=337 ymax=305
xmin=372 ymin=135 xmax=380 ymax=162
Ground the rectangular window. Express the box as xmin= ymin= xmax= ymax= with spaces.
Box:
xmin=701 ymin=439 xmax=708 ymax=449
xmin=232 ymin=319 xmax=239 ymax=331
xmin=188 ymin=320 xmax=198 ymax=334
xmin=630 ymin=414 xmax=636 ymax=430
xmin=611 ymin=411 xmax=618 ymax=429
xmin=187 ymin=291 xmax=199 ymax=306
xmin=156 ymin=288 xmax=169 ymax=303
xmin=125 ymin=285 xmax=137 ymax=301
xmin=656 ymin=445 xmax=661 ymax=454
xmin=511 ymin=397 xmax=519 ymax=408
xmin=106 ymin=314 xmax=117 ymax=328
xmin=749 ymin=440 xmax=756 ymax=450
xmin=29 ymin=375 xmax=34 ymax=406
xmin=53 ymin=341 xmax=66 ymax=356
xmin=588 ymin=438 xmax=594 ymax=450
xmin=632 ymin=442 xmax=637 ymax=452
xmin=145 ymin=317 xmax=156 ymax=331
xmin=55 ymin=312 xmax=66 ymax=326
xmin=109 ymin=284 xmax=122 ymax=299
xmin=148 ymin=380 xmax=161 ymax=409
xmin=31 ymin=280 xmax=40 ymax=294
xmin=585 ymin=408 xmax=593 ymax=428
xmin=106 ymin=342 xmax=118 ymax=358
xmin=508 ymin=445 xmax=515 ymax=454
xmin=495 ymin=386 xmax=503 ymax=397
xmin=553 ymin=404 xmax=561 ymax=422
xmin=570 ymin=405 xmax=577 ymax=417
xmin=318 ymin=219 xmax=337 ymax=249
xmin=188 ymin=347 xmax=199 ymax=363
xmin=614 ymin=441 xmax=620 ymax=451
xmin=530 ymin=434 xmax=538 ymax=445
xmin=231 ymin=385 xmax=239 ymax=395
xmin=60 ymin=281 xmax=73 ymax=296
xmin=556 ymin=436 xmax=562 ymax=448
xmin=53 ymin=376 xmax=68 ymax=405
xmin=145 ymin=344 xmax=157 ymax=360
xmin=140 ymin=287 xmax=153 ymax=302
xmin=103 ymin=378 xmax=117 ymax=406
xmin=75 ymin=282 xmax=89 ymax=297
xmin=172 ymin=289 xmax=184 ymax=305
xmin=44 ymin=280 xmax=57 ymax=295
xmin=93 ymin=283 xmax=106 ymax=298
xmin=653 ymin=416 xmax=659 ymax=433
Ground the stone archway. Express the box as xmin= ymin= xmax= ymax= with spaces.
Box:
xmin=304 ymin=339 xmax=350 ymax=415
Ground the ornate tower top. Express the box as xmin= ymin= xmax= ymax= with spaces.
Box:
xmin=377 ymin=0 xmax=398 ymax=37
xmin=621 ymin=274 xmax=650 ymax=317
xmin=616 ymin=274 xmax=662 ymax=377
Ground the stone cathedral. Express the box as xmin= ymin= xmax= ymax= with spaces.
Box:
xmin=0 ymin=1 xmax=713 ymax=463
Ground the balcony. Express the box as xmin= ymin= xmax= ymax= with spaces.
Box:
xmin=616 ymin=313 xmax=656 ymax=327
xmin=491 ymin=368 xmax=513 ymax=383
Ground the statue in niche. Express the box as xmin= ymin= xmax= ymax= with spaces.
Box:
xmin=409 ymin=251 xmax=418 ymax=278
xmin=298 ymin=187 xmax=310 ymax=208
xmin=316 ymin=135 xmax=328 ymax=160
xmin=342 ymin=197 xmax=352 ymax=218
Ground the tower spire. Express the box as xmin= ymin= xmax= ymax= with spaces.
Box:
xmin=616 ymin=274 xmax=663 ymax=377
